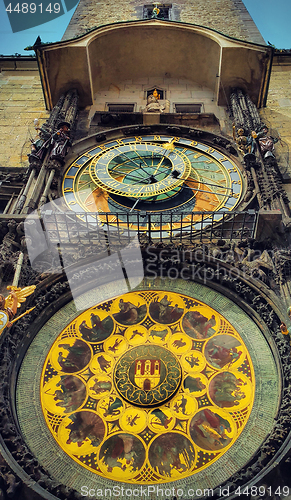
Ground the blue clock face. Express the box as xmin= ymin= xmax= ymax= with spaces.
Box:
xmin=62 ymin=135 xmax=243 ymax=232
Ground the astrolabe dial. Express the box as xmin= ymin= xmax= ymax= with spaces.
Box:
xmin=89 ymin=140 xmax=192 ymax=200
xmin=62 ymin=135 xmax=243 ymax=232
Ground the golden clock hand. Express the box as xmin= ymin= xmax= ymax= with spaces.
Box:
xmin=152 ymin=140 xmax=175 ymax=175
xmin=134 ymin=150 xmax=155 ymax=169
xmin=156 ymin=165 xmax=171 ymax=172
xmin=153 ymin=156 xmax=167 ymax=175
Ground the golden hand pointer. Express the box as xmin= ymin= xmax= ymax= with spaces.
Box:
xmin=153 ymin=140 xmax=175 ymax=176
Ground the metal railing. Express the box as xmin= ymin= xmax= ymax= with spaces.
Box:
xmin=40 ymin=210 xmax=258 ymax=245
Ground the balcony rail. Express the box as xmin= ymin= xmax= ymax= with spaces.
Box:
xmin=40 ymin=210 xmax=258 ymax=245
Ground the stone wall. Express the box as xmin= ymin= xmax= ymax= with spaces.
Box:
xmin=90 ymin=77 xmax=221 ymax=115
xmin=63 ymin=0 xmax=265 ymax=45
xmin=260 ymin=55 xmax=291 ymax=180
xmin=0 ymin=61 xmax=48 ymax=169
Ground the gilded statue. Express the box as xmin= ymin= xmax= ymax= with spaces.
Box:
xmin=151 ymin=6 xmax=160 ymax=18
xmin=144 ymin=94 xmax=164 ymax=113
xmin=152 ymin=89 xmax=160 ymax=100
xmin=0 ymin=285 xmax=36 ymax=334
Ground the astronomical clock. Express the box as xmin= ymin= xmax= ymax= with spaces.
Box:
xmin=1 ymin=0 xmax=290 ymax=496
xmin=62 ymin=134 xmax=243 ymax=233
xmin=8 ymin=128 xmax=286 ymax=499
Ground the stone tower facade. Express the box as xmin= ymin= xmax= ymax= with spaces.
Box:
xmin=1 ymin=1 xmax=291 ymax=500
xmin=63 ymin=0 xmax=265 ymax=45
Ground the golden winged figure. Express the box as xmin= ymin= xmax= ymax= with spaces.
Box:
xmin=0 ymin=285 xmax=36 ymax=334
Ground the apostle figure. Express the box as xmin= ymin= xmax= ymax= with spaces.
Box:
xmin=49 ymin=122 xmax=71 ymax=163
xmin=29 ymin=121 xmax=71 ymax=164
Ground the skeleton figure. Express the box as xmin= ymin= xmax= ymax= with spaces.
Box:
xmin=232 ymin=125 xmax=256 ymax=156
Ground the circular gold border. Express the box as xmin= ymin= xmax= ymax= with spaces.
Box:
xmin=16 ymin=278 xmax=279 ymax=496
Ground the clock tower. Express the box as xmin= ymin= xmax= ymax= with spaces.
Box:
xmin=62 ymin=0 xmax=265 ymax=45
xmin=1 ymin=2 xmax=291 ymax=500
